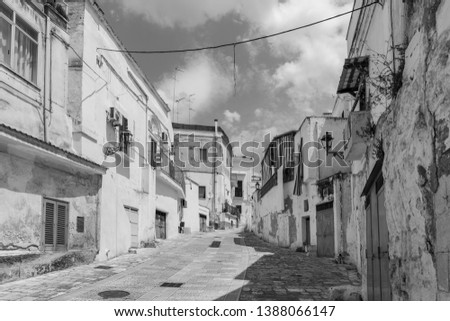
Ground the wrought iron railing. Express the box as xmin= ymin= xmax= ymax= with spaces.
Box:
xmin=223 ymin=201 xmax=240 ymax=217
xmin=160 ymin=150 xmax=185 ymax=193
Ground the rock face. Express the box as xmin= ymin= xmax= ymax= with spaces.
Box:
xmin=378 ymin=0 xmax=450 ymax=300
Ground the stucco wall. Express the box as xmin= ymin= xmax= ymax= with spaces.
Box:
xmin=183 ymin=179 xmax=200 ymax=234
xmin=0 ymin=152 xmax=101 ymax=250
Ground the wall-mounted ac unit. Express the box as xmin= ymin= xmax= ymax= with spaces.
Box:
xmin=108 ymin=107 xmax=121 ymax=127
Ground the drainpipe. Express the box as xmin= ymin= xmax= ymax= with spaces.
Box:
xmin=43 ymin=16 xmax=50 ymax=142
xmin=213 ymin=119 xmax=218 ymax=227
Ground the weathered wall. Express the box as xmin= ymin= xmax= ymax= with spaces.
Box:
xmin=0 ymin=152 xmax=101 ymax=250
xmin=0 ymin=0 xmax=72 ymax=150
xmin=377 ymin=0 xmax=450 ymax=300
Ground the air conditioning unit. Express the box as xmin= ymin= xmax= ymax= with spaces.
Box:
xmin=107 ymin=107 xmax=121 ymax=127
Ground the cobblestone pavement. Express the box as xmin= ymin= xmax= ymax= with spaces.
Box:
xmin=238 ymin=232 xmax=361 ymax=301
xmin=0 ymin=230 xmax=360 ymax=301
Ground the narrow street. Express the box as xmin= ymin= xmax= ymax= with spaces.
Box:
xmin=0 ymin=230 xmax=359 ymax=301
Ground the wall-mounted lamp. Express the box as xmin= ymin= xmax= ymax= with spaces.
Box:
xmin=255 ymin=182 xmax=260 ymax=190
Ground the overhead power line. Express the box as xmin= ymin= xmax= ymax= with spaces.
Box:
xmin=97 ymin=1 xmax=379 ymax=55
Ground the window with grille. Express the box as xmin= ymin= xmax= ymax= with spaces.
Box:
xmin=0 ymin=2 xmax=38 ymax=84
xmin=43 ymin=198 xmax=68 ymax=251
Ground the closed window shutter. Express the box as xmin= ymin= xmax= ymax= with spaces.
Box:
xmin=44 ymin=201 xmax=55 ymax=245
xmin=56 ymin=204 xmax=67 ymax=246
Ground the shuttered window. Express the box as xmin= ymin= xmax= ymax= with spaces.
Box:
xmin=43 ymin=198 xmax=68 ymax=251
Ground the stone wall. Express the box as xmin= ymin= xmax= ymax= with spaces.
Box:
xmin=375 ymin=0 xmax=450 ymax=300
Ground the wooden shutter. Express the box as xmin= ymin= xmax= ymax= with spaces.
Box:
xmin=43 ymin=199 xmax=68 ymax=251
xmin=56 ymin=203 xmax=67 ymax=246
xmin=44 ymin=200 xmax=56 ymax=246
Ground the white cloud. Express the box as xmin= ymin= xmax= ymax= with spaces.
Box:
xmin=157 ymin=52 xmax=234 ymax=122
xmin=224 ymin=110 xmax=241 ymax=123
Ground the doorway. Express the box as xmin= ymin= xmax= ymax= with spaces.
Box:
xmin=199 ymin=214 xmax=207 ymax=232
xmin=125 ymin=207 xmax=139 ymax=249
xmin=156 ymin=210 xmax=167 ymax=239
xmin=365 ymin=173 xmax=391 ymax=301
xmin=316 ymin=201 xmax=335 ymax=257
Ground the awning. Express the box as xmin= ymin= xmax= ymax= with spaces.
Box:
xmin=0 ymin=124 xmax=106 ymax=175
xmin=337 ymin=56 xmax=369 ymax=94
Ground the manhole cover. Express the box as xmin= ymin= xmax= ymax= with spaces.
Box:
xmin=98 ymin=290 xmax=130 ymax=299
xmin=95 ymin=265 xmax=112 ymax=270
xmin=210 ymin=241 xmax=221 ymax=248
xmin=160 ymin=282 xmax=183 ymax=288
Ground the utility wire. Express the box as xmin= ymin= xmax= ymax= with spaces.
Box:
xmin=97 ymin=1 xmax=379 ymax=55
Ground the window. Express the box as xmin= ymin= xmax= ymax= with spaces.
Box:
xmin=76 ymin=216 xmax=85 ymax=233
xmin=199 ymin=186 xmax=206 ymax=199
xmin=120 ymin=116 xmax=133 ymax=156
xmin=304 ymin=199 xmax=309 ymax=212
xmin=149 ymin=138 xmax=158 ymax=167
xmin=200 ymin=148 xmax=208 ymax=162
xmin=0 ymin=2 xmax=38 ymax=84
xmin=43 ymin=198 xmax=68 ymax=251
xmin=235 ymin=180 xmax=243 ymax=197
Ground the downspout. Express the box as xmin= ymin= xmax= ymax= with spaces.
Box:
xmin=43 ymin=16 xmax=50 ymax=142
xmin=213 ymin=119 xmax=218 ymax=227
xmin=390 ymin=0 xmax=396 ymax=73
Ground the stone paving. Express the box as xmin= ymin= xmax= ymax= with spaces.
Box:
xmin=238 ymin=232 xmax=361 ymax=301
xmin=0 ymin=229 xmax=360 ymax=301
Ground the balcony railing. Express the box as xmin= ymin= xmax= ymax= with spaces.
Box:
xmin=223 ymin=201 xmax=240 ymax=218
xmin=260 ymin=171 xmax=278 ymax=199
xmin=160 ymin=150 xmax=185 ymax=193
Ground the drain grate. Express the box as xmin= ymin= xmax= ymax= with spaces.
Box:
xmin=98 ymin=290 xmax=130 ymax=299
xmin=95 ymin=265 xmax=113 ymax=270
xmin=160 ymin=282 xmax=183 ymax=288
xmin=210 ymin=241 xmax=221 ymax=248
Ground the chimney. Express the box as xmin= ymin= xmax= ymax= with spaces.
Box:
xmin=214 ymin=119 xmax=218 ymax=136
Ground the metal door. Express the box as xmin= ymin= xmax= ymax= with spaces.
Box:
xmin=156 ymin=210 xmax=167 ymax=239
xmin=126 ymin=207 xmax=139 ymax=248
xmin=366 ymin=175 xmax=391 ymax=301
xmin=316 ymin=202 xmax=335 ymax=257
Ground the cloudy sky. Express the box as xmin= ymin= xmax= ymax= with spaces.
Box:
xmin=98 ymin=0 xmax=353 ymax=147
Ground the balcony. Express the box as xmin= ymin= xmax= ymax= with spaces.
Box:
xmin=158 ymin=150 xmax=186 ymax=195
xmin=223 ymin=201 xmax=240 ymax=218
xmin=259 ymin=171 xmax=278 ymax=199
xmin=344 ymin=111 xmax=373 ymax=161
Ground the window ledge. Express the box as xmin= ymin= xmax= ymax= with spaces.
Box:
xmin=0 ymin=63 xmax=40 ymax=92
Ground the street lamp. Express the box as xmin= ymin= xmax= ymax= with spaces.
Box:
xmin=255 ymin=182 xmax=260 ymax=190
xmin=320 ymin=132 xmax=333 ymax=154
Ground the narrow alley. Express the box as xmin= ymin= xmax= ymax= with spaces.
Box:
xmin=0 ymin=230 xmax=358 ymax=301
